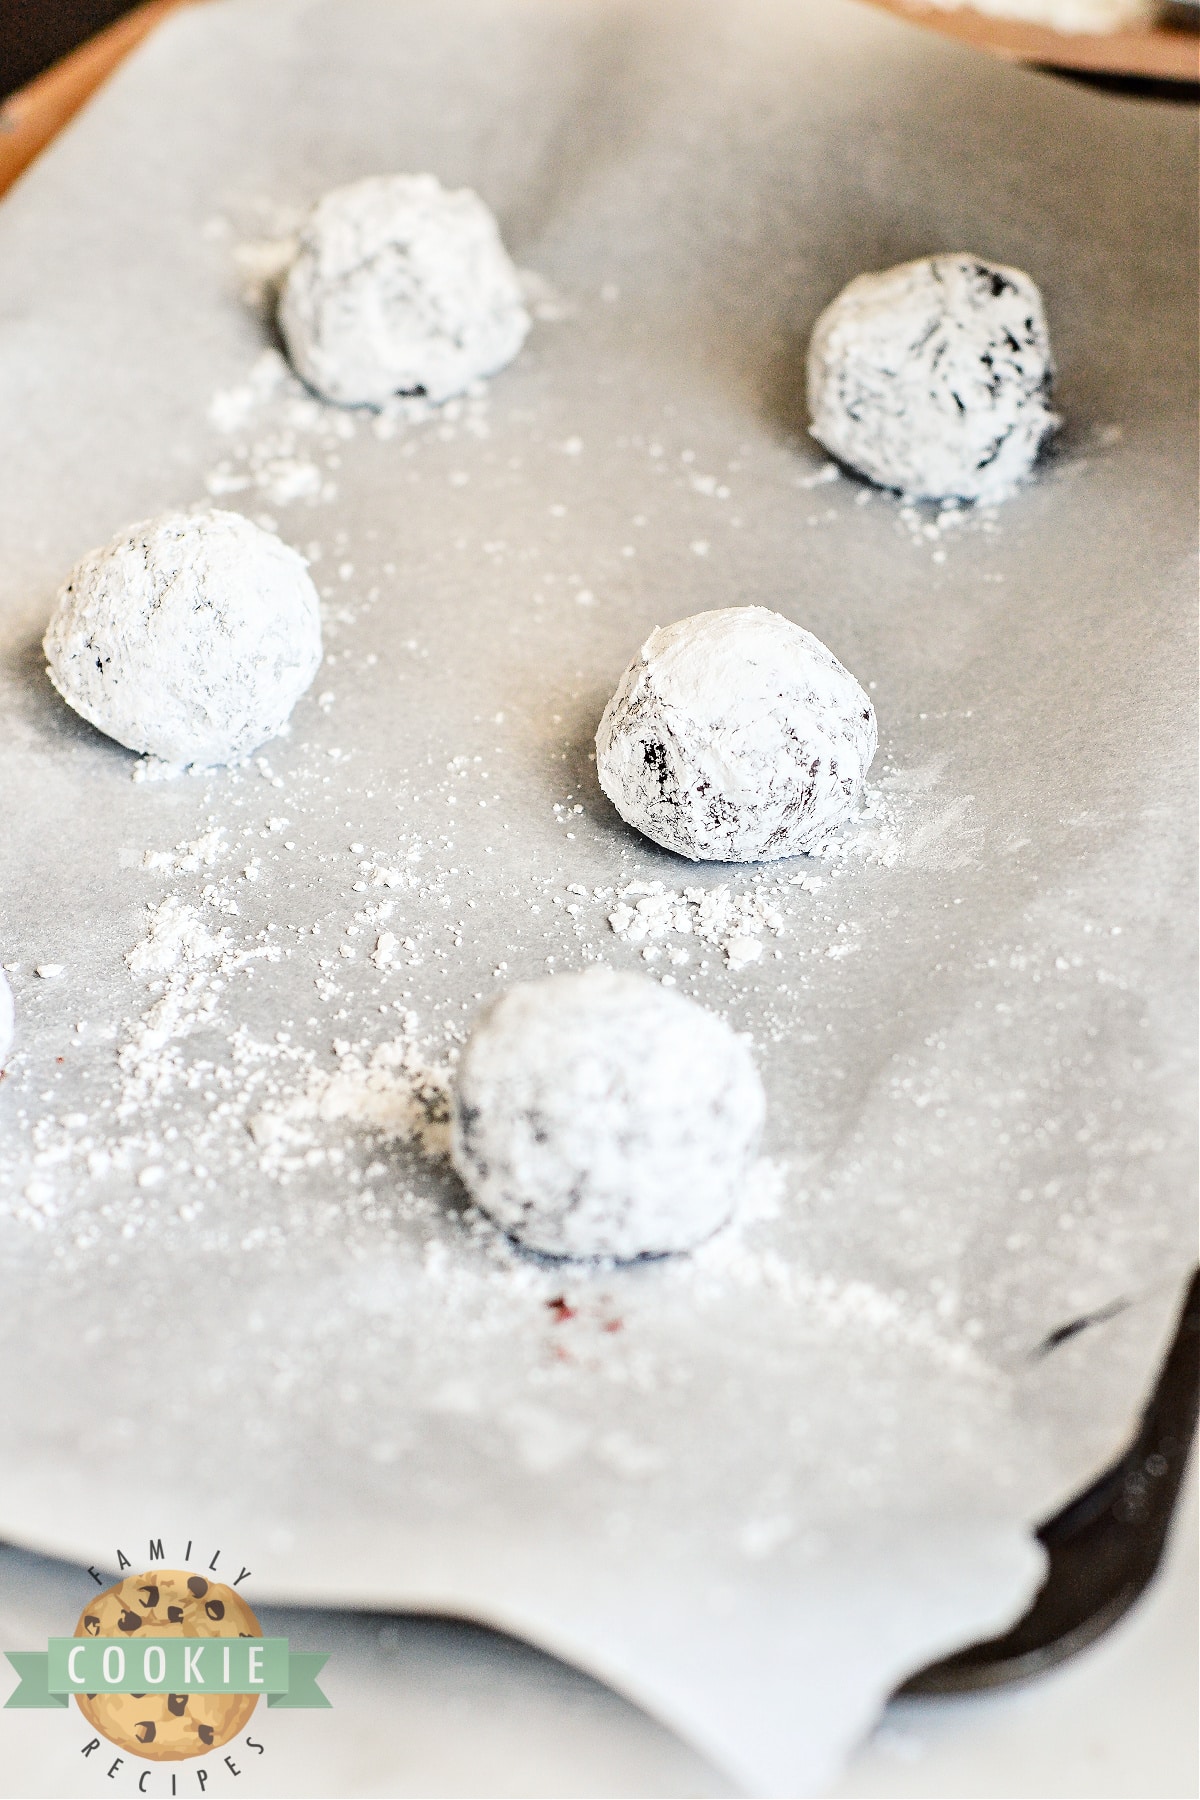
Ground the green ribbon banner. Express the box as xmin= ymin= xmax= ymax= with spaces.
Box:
xmin=4 ymin=1640 xmax=330 ymax=1710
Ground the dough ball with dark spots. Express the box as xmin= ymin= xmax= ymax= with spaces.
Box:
xmin=596 ymin=607 xmax=876 ymax=862
xmin=278 ymin=174 xmax=530 ymax=407
xmin=43 ymin=511 xmax=322 ymax=768
xmin=452 ymin=969 xmax=765 ymax=1259
xmin=807 ymin=254 xmax=1058 ymax=501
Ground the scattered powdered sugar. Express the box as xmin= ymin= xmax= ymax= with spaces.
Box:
xmin=3 ymin=793 xmax=469 ymax=1251
xmin=608 ymin=878 xmax=793 ymax=968
xmin=248 ymin=1022 xmax=452 ymax=1175
xmin=0 ymin=199 xmax=1011 ymax=1453
xmin=4 ymin=547 xmax=958 ymax=1277
xmin=1 ymin=735 xmax=939 ymax=1264
xmin=829 ymin=776 xmax=907 ymax=866
xmin=896 ymin=493 xmax=1002 ymax=562
xmin=794 ymin=457 xmax=1006 ymax=568
xmin=794 ymin=460 xmax=841 ymax=491
xmin=600 ymin=774 xmax=913 ymax=967
xmin=204 ymin=343 xmax=500 ymax=504
xmin=206 ymin=348 xmax=349 ymax=508
xmin=207 ymin=346 xmax=294 ymax=434
xmin=685 ymin=1231 xmax=990 ymax=1379
xmin=140 ymin=827 xmax=227 ymax=874
xmin=125 ymin=894 xmax=231 ymax=980
xmin=117 ymin=896 xmax=258 ymax=1116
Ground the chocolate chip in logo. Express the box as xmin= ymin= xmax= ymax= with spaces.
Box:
xmin=138 ymin=1585 xmax=159 ymax=1610
xmin=204 ymin=1600 xmax=225 ymax=1622
xmin=186 ymin=1576 xmax=208 ymax=1599
xmin=117 ymin=1610 xmax=142 ymax=1634
xmin=82 ymin=1616 xmax=100 ymax=1636
xmin=198 ymin=1725 xmax=214 ymax=1746
xmin=167 ymin=1606 xmax=184 ymax=1623
xmin=134 ymin=1721 xmax=156 ymax=1745
xmin=167 ymin=1694 xmax=187 ymax=1717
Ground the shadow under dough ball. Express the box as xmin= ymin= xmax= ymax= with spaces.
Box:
xmin=278 ymin=173 xmax=530 ymax=407
xmin=807 ymin=253 xmax=1058 ymax=502
xmin=596 ymin=606 xmax=877 ymax=863
xmin=451 ymin=969 xmax=766 ymax=1260
xmin=43 ymin=510 xmax=322 ymax=767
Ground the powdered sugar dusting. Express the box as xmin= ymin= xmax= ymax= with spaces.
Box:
xmin=206 ymin=348 xmax=348 ymax=508
xmin=608 ymin=879 xmax=790 ymax=966
xmin=0 ymin=185 xmax=1118 ymax=1607
xmin=248 ymin=1024 xmax=452 ymax=1174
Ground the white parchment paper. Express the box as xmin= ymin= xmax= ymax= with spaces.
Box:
xmin=0 ymin=2 xmax=1195 ymax=1791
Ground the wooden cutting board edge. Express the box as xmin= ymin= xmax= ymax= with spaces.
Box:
xmin=864 ymin=0 xmax=1200 ymax=81
xmin=0 ymin=1 xmax=197 ymax=202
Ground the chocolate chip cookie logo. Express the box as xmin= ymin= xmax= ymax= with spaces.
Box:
xmin=4 ymin=1559 xmax=328 ymax=1774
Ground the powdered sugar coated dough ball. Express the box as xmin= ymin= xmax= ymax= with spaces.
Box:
xmin=807 ymin=254 xmax=1058 ymax=502
xmin=278 ymin=174 xmax=531 ymax=406
xmin=452 ymin=970 xmax=765 ymax=1260
xmin=0 ymin=970 xmax=12 ymax=1067
xmin=596 ymin=607 xmax=876 ymax=863
xmin=44 ymin=510 xmax=322 ymax=766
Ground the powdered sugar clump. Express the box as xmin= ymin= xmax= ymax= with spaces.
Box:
xmin=248 ymin=1023 xmax=451 ymax=1175
xmin=206 ymin=348 xmax=349 ymax=508
xmin=118 ymin=896 xmax=253 ymax=1116
xmin=608 ymin=879 xmax=793 ymax=969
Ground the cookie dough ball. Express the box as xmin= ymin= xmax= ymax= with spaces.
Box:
xmin=0 ymin=970 xmax=11 ymax=1067
xmin=74 ymin=1569 xmax=260 ymax=1761
xmin=278 ymin=174 xmax=530 ymax=406
xmin=44 ymin=510 xmax=322 ymax=766
xmin=452 ymin=969 xmax=765 ymax=1259
xmin=596 ymin=606 xmax=876 ymax=863
xmin=807 ymin=254 xmax=1058 ymax=502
